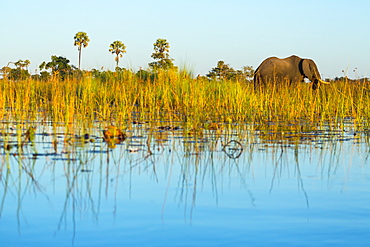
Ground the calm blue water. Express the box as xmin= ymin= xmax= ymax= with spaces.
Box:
xmin=0 ymin=124 xmax=369 ymax=246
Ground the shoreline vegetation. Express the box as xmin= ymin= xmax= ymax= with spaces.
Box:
xmin=1 ymin=35 xmax=369 ymax=134
xmin=0 ymin=68 xmax=369 ymax=131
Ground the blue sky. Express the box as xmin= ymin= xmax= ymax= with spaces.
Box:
xmin=1 ymin=0 xmax=369 ymax=78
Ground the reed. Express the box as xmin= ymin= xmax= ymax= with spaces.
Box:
xmin=0 ymin=71 xmax=369 ymax=132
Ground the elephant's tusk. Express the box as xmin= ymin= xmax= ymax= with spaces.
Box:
xmin=319 ymin=79 xmax=330 ymax=84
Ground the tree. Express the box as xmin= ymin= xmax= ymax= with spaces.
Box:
xmin=74 ymin=31 xmax=90 ymax=69
xmin=39 ymin=71 xmax=51 ymax=82
xmin=206 ymin=61 xmax=235 ymax=80
xmin=207 ymin=61 xmax=254 ymax=82
xmin=239 ymin=66 xmax=254 ymax=82
xmin=148 ymin=38 xmax=175 ymax=70
xmin=0 ymin=66 xmax=12 ymax=79
xmin=14 ymin=59 xmax=31 ymax=71
xmin=3 ymin=59 xmax=31 ymax=81
xmin=109 ymin=41 xmax=126 ymax=68
xmin=39 ymin=55 xmax=75 ymax=80
xmin=8 ymin=68 xmax=30 ymax=81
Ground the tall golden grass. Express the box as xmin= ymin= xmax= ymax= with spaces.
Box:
xmin=1 ymin=69 xmax=369 ymax=131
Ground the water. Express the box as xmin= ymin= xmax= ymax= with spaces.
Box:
xmin=1 ymin=122 xmax=369 ymax=246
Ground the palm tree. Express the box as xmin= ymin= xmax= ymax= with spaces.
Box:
xmin=74 ymin=32 xmax=90 ymax=69
xmin=109 ymin=41 xmax=126 ymax=68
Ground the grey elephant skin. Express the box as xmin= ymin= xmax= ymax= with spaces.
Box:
xmin=254 ymin=55 xmax=328 ymax=90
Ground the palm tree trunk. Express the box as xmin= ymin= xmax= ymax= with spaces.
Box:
xmin=78 ymin=45 xmax=82 ymax=69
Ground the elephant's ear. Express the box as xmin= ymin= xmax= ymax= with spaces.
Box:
xmin=301 ymin=59 xmax=312 ymax=79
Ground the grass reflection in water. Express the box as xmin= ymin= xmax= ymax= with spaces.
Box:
xmin=0 ymin=120 xmax=369 ymax=246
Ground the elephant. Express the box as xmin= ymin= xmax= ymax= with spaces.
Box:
xmin=253 ymin=55 xmax=329 ymax=90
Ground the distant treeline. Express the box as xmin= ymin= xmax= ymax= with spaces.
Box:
xmin=0 ymin=57 xmax=254 ymax=83
xmin=0 ymin=32 xmax=254 ymax=83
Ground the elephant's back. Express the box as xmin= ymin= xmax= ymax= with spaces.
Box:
xmin=259 ymin=55 xmax=300 ymax=68
xmin=256 ymin=57 xmax=281 ymax=73
xmin=261 ymin=56 xmax=279 ymax=65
